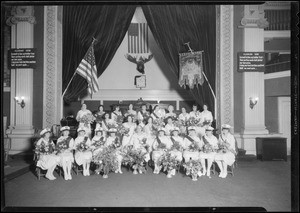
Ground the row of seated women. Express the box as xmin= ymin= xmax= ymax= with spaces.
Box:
xmin=35 ymin=122 xmax=237 ymax=181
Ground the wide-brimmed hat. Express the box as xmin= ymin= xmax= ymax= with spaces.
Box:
xmin=95 ymin=127 xmax=104 ymax=133
xmin=205 ymin=126 xmax=214 ymax=131
xmin=60 ymin=126 xmax=70 ymax=132
xmin=221 ymin=124 xmax=232 ymax=129
xmin=158 ymin=127 xmax=166 ymax=133
xmin=171 ymin=127 xmax=180 ymax=133
xmin=187 ymin=126 xmax=196 ymax=131
xmin=40 ymin=128 xmax=51 ymax=136
xmin=77 ymin=127 xmax=86 ymax=133
xmin=108 ymin=128 xmax=117 ymax=133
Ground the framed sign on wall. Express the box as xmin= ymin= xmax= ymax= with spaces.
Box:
xmin=237 ymin=52 xmax=265 ymax=72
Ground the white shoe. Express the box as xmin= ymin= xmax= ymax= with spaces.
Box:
xmin=197 ymin=171 xmax=203 ymax=177
xmin=119 ymin=170 xmax=123 ymax=174
xmin=46 ymin=175 xmax=55 ymax=180
xmin=68 ymin=174 xmax=72 ymax=180
xmin=218 ymin=171 xmax=223 ymax=177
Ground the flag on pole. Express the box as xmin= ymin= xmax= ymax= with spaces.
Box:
xmin=128 ymin=23 xmax=149 ymax=54
xmin=75 ymin=42 xmax=100 ymax=96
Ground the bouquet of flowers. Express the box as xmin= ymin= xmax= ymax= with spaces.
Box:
xmin=160 ymin=152 xmax=181 ymax=174
xmin=182 ymin=160 xmax=202 ymax=180
xmin=116 ymin=115 xmax=124 ymax=125
xmin=171 ymin=141 xmax=183 ymax=152
xmin=92 ymin=146 xmax=119 ymax=175
xmin=188 ymin=142 xmax=201 ymax=152
xmin=93 ymin=138 xmax=105 ymax=148
xmin=55 ymin=140 xmax=69 ymax=154
xmin=156 ymin=142 xmax=167 ymax=150
xmin=76 ymin=141 xmax=90 ymax=152
xmin=79 ymin=113 xmax=95 ymax=126
xmin=203 ymin=143 xmax=216 ymax=153
xmin=34 ymin=141 xmax=55 ymax=155
xmin=118 ymin=126 xmax=130 ymax=136
xmin=112 ymin=137 xmax=122 ymax=149
xmin=174 ymin=119 xmax=185 ymax=128
xmin=94 ymin=112 xmax=104 ymax=123
xmin=153 ymin=118 xmax=165 ymax=128
xmin=217 ymin=142 xmax=230 ymax=153
xmin=122 ymin=149 xmax=147 ymax=173
xmin=140 ymin=137 xmax=149 ymax=151
xmin=186 ymin=117 xmax=201 ymax=127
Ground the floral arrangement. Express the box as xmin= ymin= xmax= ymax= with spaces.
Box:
xmin=187 ymin=142 xmax=201 ymax=152
xmin=182 ymin=160 xmax=202 ymax=179
xmin=217 ymin=142 xmax=230 ymax=153
xmin=171 ymin=141 xmax=183 ymax=152
xmin=186 ymin=117 xmax=201 ymax=127
xmin=203 ymin=143 xmax=216 ymax=153
xmin=55 ymin=140 xmax=69 ymax=154
xmin=160 ymin=152 xmax=181 ymax=174
xmin=79 ymin=113 xmax=95 ymax=126
xmin=76 ymin=141 xmax=90 ymax=152
xmin=93 ymin=138 xmax=105 ymax=148
xmin=140 ymin=138 xmax=149 ymax=151
xmin=34 ymin=141 xmax=55 ymax=155
xmin=174 ymin=119 xmax=185 ymax=128
xmin=112 ymin=137 xmax=122 ymax=149
xmin=92 ymin=146 xmax=119 ymax=175
xmin=118 ymin=126 xmax=130 ymax=136
xmin=122 ymin=149 xmax=147 ymax=173
xmin=153 ymin=118 xmax=165 ymax=128
xmin=156 ymin=142 xmax=167 ymax=150
xmin=94 ymin=112 xmax=105 ymax=123
xmin=115 ymin=115 xmax=124 ymax=125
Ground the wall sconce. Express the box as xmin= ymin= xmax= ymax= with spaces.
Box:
xmin=249 ymin=97 xmax=259 ymax=109
xmin=15 ymin=96 xmax=25 ymax=108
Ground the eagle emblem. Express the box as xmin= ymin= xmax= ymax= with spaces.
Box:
xmin=125 ymin=54 xmax=153 ymax=74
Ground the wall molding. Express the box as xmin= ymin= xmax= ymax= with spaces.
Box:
xmin=264 ymin=70 xmax=290 ymax=80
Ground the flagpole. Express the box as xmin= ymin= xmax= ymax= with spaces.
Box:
xmin=62 ymin=71 xmax=77 ymax=98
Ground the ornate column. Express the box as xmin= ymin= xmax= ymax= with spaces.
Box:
xmin=240 ymin=5 xmax=269 ymax=154
xmin=6 ymin=6 xmax=36 ymax=154
xmin=43 ymin=6 xmax=63 ymax=128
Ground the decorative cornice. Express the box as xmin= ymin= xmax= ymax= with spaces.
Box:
xmin=240 ymin=5 xmax=269 ymax=29
xmin=241 ymin=18 xmax=269 ymax=29
xmin=6 ymin=6 xmax=36 ymax=26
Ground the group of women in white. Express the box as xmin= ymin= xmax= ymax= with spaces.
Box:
xmin=35 ymin=103 xmax=237 ymax=181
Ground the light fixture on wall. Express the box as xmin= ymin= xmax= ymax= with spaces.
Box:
xmin=249 ymin=97 xmax=259 ymax=109
xmin=15 ymin=96 xmax=25 ymax=108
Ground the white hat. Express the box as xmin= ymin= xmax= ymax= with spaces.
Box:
xmin=95 ymin=127 xmax=104 ymax=132
xmin=108 ymin=128 xmax=117 ymax=133
xmin=40 ymin=128 xmax=51 ymax=136
xmin=188 ymin=126 xmax=196 ymax=131
xmin=171 ymin=127 xmax=180 ymax=132
xmin=158 ymin=127 xmax=166 ymax=132
xmin=205 ymin=126 xmax=214 ymax=131
xmin=60 ymin=126 xmax=70 ymax=132
xmin=77 ymin=127 xmax=86 ymax=132
xmin=221 ymin=124 xmax=232 ymax=129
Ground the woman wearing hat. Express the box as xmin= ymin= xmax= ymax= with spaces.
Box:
xmin=199 ymin=104 xmax=213 ymax=125
xmin=74 ymin=127 xmax=93 ymax=176
xmin=131 ymin=125 xmax=151 ymax=173
xmin=35 ymin=128 xmax=60 ymax=180
xmin=215 ymin=124 xmax=237 ymax=178
xmin=105 ymin=128 xmax=123 ymax=174
xmin=121 ymin=115 xmax=137 ymax=147
xmin=164 ymin=116 xmax=175 ymax=136
xmin=152 ymin=128 xmax=173 ymax=174
xmin=169 ymin=127 xmax=184 ymax=176
xmin=182 ymin=126 xmax=203 ymax=163
xmin=137 ymin=104 xmax=150 ymax=125
xmin=76 ymin=103 xmax=94 ymax=138
xmin=56 ymin=126 xmax=75 ymax=180
xmin=91 ymin=127 xmax=106 ymax=174
xmin=200 ymin=126 xmax=219 ymax=178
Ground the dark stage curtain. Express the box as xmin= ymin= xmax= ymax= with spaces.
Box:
xmin=62 ymin=5 xmax=136 ymax=103
xmin=142 ymin=5 xmax=216 ymax=114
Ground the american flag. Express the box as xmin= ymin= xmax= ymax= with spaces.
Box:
xmin=75 ymin=42 xmax=100 ymax=96
xmin=128 ymin=23 xmax=149 ymax=54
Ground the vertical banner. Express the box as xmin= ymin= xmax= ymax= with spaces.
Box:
xmin=178 ymin=51 xmax=204 ymax=89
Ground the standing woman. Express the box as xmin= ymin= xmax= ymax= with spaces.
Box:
xmin=143 ymin=116 xmax=156 ymax=149
xmin=200 ymin=126 xmax=219 ymax=178
xmin=189 ymin=104 xmax=201 ymax=120
xmin=94 ymin=105 xmax=105 ymax=129
xmin=200 ymin=104 xmax=213 ymax=125
xmin=165 ymin=104 xmax=177 ymax=119
xmin=124 ymin=104 xmax=137 ymax=120
xmin=35 ymin=128 xmax=60 ymax=180
xmin=152 ymin=128 xmax=173 ymax=174
xmin=74 ymin=127 xmax=93 ymax=176
xmin=111 ymin=104 xmax=123 ymax=124
xmin=137 ymin=104 xmax=150 ymax=126
xmin=105 ymin=128 xmax=123 ymax=174
xmin=76 ymin=103 xmax=94 ymax=138
xmin=122 ymin=115 xmax=137 ymax=147
xmin=215 ymin=124 xmax=237 ymax=178
xmin=178 ymin=107 xmax=190 ymax=124
xmin=56 ymin=126 xmax=74 ymax=180
xmin=101 ymin=112 xmax=114 ymax=136
xmin=151 ymin=105 xmax=164 ymax=120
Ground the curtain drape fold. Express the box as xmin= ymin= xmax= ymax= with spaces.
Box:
xmin=142 ymin=5 xmax=216 ymax=114
xmin=62 ymin=5 xmax=136 ymax=103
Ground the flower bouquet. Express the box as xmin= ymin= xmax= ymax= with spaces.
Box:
xmin=55 ymin=140 xmax=69 ymax=154
xmin=122 ymin=149 xmax=147 ymax=174
xmin=93 ymin=138 xmax=105 ymax=149
xmin=76 ymin=141 xmax=90 ymax=152
xmin=156 ymin=142 xmax=167 ymax=150
xmin=34 ymin=141 xmax=56 ymax=156
xmin=182 ymin=160 xmax=202 ymax=181
xmin=112 ymin=137 xmax=122 ymax=149
xmin=140 ymin=137 xmax=149 ymax=151
xmin=186 ymin=117 xmax=201 ymax=127
xmin=217 ymin=142 xmax=230 ymax=153
xmin=92 ymin=146 xmax=119 ymax=177
xmin=116 ymin=115 xmax=124 ymax=125
xmin=118 ymin=126 xmax=130 ymax=136
xmin=79 ymin=113 xmax=95 ymax=126
xmin=160 ymin=152 xmax=181 ymax=178
xmin=153 ymin=118 xmax=165 ymax=128
xmin=203 ymin=143 xmax=216 ymax=153
xmin=171 ymin=141 xmax=183 ymax=152
xmin=188 ymin=142 xmax=201 ymax=152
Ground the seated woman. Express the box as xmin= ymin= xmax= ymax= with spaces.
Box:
xmin=178 ymin=107 xmax=190 ymax=124
xmin=169 ymin=127 xmax=184 ymax=176
xmin=111 ymin=104 xmax=123 ymax=124
xmin=200 ymin=126 xmax=219 ymax=178
xmin=182 ymin=126 xmax=203 ymax=163
xmin=151 ymin=127 xmax=173 ymax=174
xmin=101 ymin=112 xmax=115 ymax=136
xmin=215 ymin=124 xmax=237 ymax=178
xmin=94 ymin=105 xmax=105 ymax=129
xmin=137 ymin=104 xmax=150 ymax=126
xmin=35 ymin=128 xmax=60 ymax=180
xmin=165 ymin=104 xmax=177 ymax=119
xmin=91 ymin=127 xmax=106 ymax=175
xmin=131 ymin=125 xmax=151 ymax=173
xmin=189 ymin=104 xmax=201 ymax=121
xmin=124 ymin=103 xmax=137 ymax=120
xmin=164 ymin=116 xmax=175 ymax=136
xmin=199 ymin=104 xmax=213 ymax=126
xmin=121 ymin=115 xmax=137 ymax=148
xmin=143 ymin=116 xmax=156 ymax=148
xmin=76 ymin=103 xmax=94 ymax=138
xmin=196 ymin=120 xmax=210 ymax=138
xmin=105 ymin=128 xmax=123 ymax=174
xmin=151 ymin=105 xmax=165 ymax=120
xmin=74 ymin=127 xmax=93 ymax=176
xmin=56 ymin=126 xmax=74 ymax=180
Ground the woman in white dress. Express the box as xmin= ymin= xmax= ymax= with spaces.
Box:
xmin=131 ymin=125 xmax=151 ymax=173
xmin=124 ymin=103 xmax=137 ymax=121
xmin=169 ymin=127 xmax=184 ymax=176
xmin=105 ymin=128 xmax=123 ymax=174
xmin=56 ymin=126 xmax=74 ymax=180
xmin=121 ymin=115 xmax=137 ymax=147
xmin=152 ymin=128 xmax=173 ymax=174
xmin=111 ymin=105 xmax=123 ymax=124
xmin=165 ymin=104 xmax=177 ymax=119
xmin=143 ymin=117 xmax=156 ymax=149
xmin=182 ymin=126 xmax=203 ymax=163
xmin=200 ymin=104 xmax=213 ymax=125
xmin=164 ymin=116 xmax=176 ymax=136
xmin=137 ymin=104 xmax=150 ymax=126
xmin=101 ymin=112 xmax=114 ymax=137
xmin=189 ymin=104 xmax=201 ymax=120
xmin=74 ymin=127 xmax=93 ymax=176
xmin=151 ymin=105 xmax=164 ymax=120
xmin=178 ymin=107 xmax=190 ymax=124
xmin=76 ymin=103 xmax=94 ymax=138
xmin=215 ymin=124 xmax=237 ymax=178
xmin=200 ymin=126 xmax=219 ymax=178
xmin=91 ymin=127 xmax=106 ymax=174
xmin=94 ymin=105 xmax=105 ymax=129
xmin=35 ymin=128 xmax=60 ymax=180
